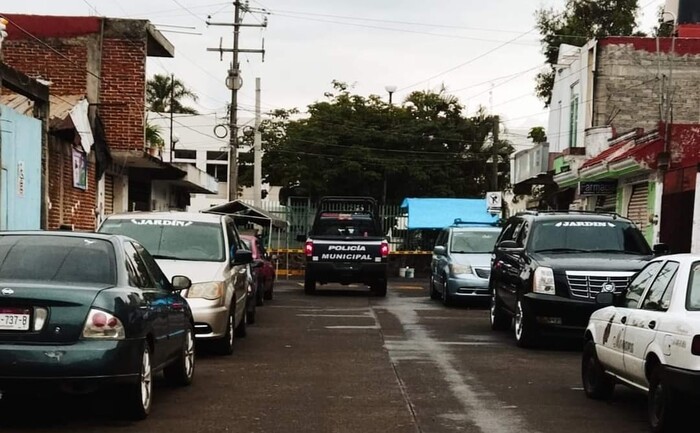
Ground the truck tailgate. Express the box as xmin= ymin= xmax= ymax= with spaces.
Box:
xmin=310 ymin=238 xmax=384 ymax=263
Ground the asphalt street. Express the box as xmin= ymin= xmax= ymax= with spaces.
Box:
xmin=0 ymin=279 xmax=654 ymax=433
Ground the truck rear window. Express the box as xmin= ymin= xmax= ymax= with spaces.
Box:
xmin=313 ymin=213 xmax=381 ymax=237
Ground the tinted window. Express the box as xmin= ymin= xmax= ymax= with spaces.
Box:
xmin=450 ymin=230 xmax=499 ymax=253
xmin=642 ymin=261 xmax=679 ymax=311
xmin=123 ymin=242 xmax=155 ymax=289
xmin=624 ymin=261 xmax=662 ymax=308
xmin=530 ymin=220 xmax=651 ymax=254
xmin=313 ymin=212 xmax=381 ymax=237
xmin=100 ymin=218 xmax=225 ymax=262
xmin=686 ymin=261 xmax=700 ymax=311
xmin=133 ymin=243 xmax=171 ymax=291
xmin=0 ymin=235 xmax=116 ymax=285
xmin=497 ymin=219 xmax=521 ymax=244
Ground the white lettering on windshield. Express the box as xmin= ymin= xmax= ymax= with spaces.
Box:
xmin=554 ymin=221 xmax=615 ymax=228
xmin=130 ymin=219 xmax=193 ymax=227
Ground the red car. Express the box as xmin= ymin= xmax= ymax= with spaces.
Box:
xmin=240 ymin=235 xmax=276 ymax=305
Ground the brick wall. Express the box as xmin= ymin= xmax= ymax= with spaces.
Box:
xmin=594 ymin=38 xmax=700 ymax=134
xmin=47 ymin=139 xmax=97 ymax=231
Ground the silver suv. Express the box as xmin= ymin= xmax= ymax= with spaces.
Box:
xmin=99 ymin=212 xmax=252 ymax=355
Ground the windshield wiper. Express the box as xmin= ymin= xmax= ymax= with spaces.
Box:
xmin=587 ymin=249 xmax=644 ymax=254
xmin=151 ymin=254 xmax=181 ymax=260
xmin=534 ymin=248 xmax=589 ymax=253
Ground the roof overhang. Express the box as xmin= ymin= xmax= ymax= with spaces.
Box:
xmin=204 ymin=200 xmax=288 ymax=229
xmin=146 ymin=23 xmax=175 ymax=58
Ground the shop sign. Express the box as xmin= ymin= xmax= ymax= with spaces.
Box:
xmin=579 ymin=181 xmax=617 ymax=196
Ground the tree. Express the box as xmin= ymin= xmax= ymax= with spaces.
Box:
xmin=252 ymin=81 xmax=513 ymax=204
xmin=528 ymin=126 xmax=547 ymax=144
xmin=535 ymin=0 xmax=642 ymax=106
xmin=146 ymin=74 xmax=199 ymax=114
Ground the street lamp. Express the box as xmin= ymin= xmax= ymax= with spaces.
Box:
xmin=385 ymin=85 xmax=397 ymax=105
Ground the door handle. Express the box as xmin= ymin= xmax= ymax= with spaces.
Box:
xmin=621 ymin=316 xmax=627 ymax=324
xmin=648 ymin=320 xmax=656 ymax=330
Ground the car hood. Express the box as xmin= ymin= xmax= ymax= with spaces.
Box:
xmin=531 ymin=253 xmax=652 ymax=273
xmin=451 ymin=253 xmax=491 ymax=268
xmin=155 ymin=259 xmax=227 ymax=283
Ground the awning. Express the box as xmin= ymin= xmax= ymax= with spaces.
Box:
xmin=204 ymin=200 xmax=288 ymax=229
xmin=400 ymin=198 xmax=498 ymax=229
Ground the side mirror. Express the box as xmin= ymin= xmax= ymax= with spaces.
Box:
xmin=653 ymin=243 xmax=670 ymax=256
xmin=171 ymin=275 xmax=192 ymax=291
xmin=433 ymin=246 xmax=446 ymax=255
xmin=232 ymin=249 xmax=253 ymax=266
xmin=498 ymin=240 xmax=521 ymax=250
xmin=296 ymin=234 xmax=307 ymax=243
xmin=595 ymin=292 xmax=614 ymax=306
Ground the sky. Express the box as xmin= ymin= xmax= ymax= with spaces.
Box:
xmin=1 ymin=0 xmax=667 ymax=138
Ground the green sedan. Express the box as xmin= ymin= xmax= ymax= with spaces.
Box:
xmin=0 ymin=232 xmax=196 ymax=420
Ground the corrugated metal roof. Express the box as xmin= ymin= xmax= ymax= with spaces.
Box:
xmin=0 ymin=94 xmax=85 ymax=125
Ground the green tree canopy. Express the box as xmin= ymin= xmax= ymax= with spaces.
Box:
xmin=146 ymin=74 xmax=199 ymax=114
xmin=535 ymin=0 xmax=643 ymax=106
xmin=240 ymin=81 xmax=513 ymax=205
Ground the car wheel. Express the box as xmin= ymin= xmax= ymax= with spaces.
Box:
xmin=489 ymin=289 xmax=510 ymax=331
xmin=514 ymin=298 xmax=538 ymax=348
xmin=122 ymin=343 xmax=153 ymax=420
xmin=164 ymin=324 xmax=195 ymax=387
xmin=256 ymin=282 xmax=264 ymax=307
xmin=247 ymin=297 xmax=257 ymax=325
xmin=372 ymin=279 xmax=387 ymax=297
xmin=263 ymin=283 xmax=273 ymax=301
xmin=581 ymin=340 xmax=614 ymax=400
xmin=212 ymin=308 xmax=235 ymax=356
xmin=304 ymin=271 xmax=316 ymax=295
xmin=648 ymin=365 xmax=683 ymax=433
xmin=429 ymin=275 xmax=440 ymax=300
xmin=441 ymin=275 xmax=453 ymax=307
xmin=235 ymin=307 xmax=248 ymax=338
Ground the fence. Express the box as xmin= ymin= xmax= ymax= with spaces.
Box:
xmin=240 ymin=199 xmax=436 ymax=252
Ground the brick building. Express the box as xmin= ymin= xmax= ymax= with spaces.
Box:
xmin=1 ymin=14 xmax=215 ymax=231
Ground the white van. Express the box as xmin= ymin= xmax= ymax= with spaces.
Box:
xmin=99 ymin=212 xmax=252 ymax=355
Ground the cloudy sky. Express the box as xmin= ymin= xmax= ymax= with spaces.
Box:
xmin=2 ymin=0 xmax=666 ymax=134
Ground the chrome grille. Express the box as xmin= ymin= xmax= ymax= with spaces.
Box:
xmin=565 ymin=271 xmax=634 ymax=299
xmin=475 ymin=268 xmax=490 ymax=279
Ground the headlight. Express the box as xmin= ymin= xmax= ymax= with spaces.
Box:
xmin=82 ymin=309 xmax=125 ymax=340
xmin=449 ymin=263 xmax=473 ymax=275
xmin=187 ymin=281 xmax=225 ymax=300
xmin=533 ymin=267 xmax=556 ymax=295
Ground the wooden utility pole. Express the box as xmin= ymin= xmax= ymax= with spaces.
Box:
xmin=207 ymin=2 xmax=266 ymax=201
xmin=492 ymin=115 xmax=500 ymax=191
xmin=253 ymin=77 xmax=262 ymax=207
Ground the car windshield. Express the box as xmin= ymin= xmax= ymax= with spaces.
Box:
xmin=100 ymin=218 xmax=225 ymax=262
xmin=0 ymin=235 xmax=116 ymax=285
xmin=313 ymin=212 xmax=381 ymax=237
xmin=450 ymin=230 xmax=499 ymax=253
xmin=530 ymin=220 xmax=651 ymax=254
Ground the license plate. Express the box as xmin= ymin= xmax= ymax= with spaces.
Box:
xmin=0 ymin=308 xmax=31 ymax=331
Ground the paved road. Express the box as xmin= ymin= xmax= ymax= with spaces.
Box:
xmin=1 ymin=279 xmax=653 ymax=433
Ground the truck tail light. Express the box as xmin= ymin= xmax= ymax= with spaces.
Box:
xmin=692 ymin=335 xmax=700 ymax=356
xmin=380 ymin=241 xmax=389 ymax=257
xmin=305 ymin=241 xmax=314 ymax=257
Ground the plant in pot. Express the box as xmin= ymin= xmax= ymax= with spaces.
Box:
xmin=145 ymin=122 xmax=165 ymax=157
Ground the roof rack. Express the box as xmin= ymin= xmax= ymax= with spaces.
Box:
xmin=451 ymin=218 xmax=498 ymax=226
xmin=515 ymin=210 xmax=624 ymax=219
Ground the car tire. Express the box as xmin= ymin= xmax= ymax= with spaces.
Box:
xmin=263 ymin=283 xmax=273 ymax=301
xmin=122 ymin=343 xmax=153 ymax=420
xmin=246 ymin=297 xmax=257 ymax=325
xmin=372 ymin=279 xmax=387 ymax=297
xmin=429 ymin=275 xmax=440 ymax=300
xmin=489 ymin=289 xmax=510 ymax=331
xmin=235 ymin=307 xmax=248 ymax=338
xmin=256 ymin=282 xmax=264 ymax=307
xmin=648 ymin=365 xmax=684 ymax=433
xmin=304 ymin=271 xmax=316 ymax=295
xmin=441 ymin=275 xmax=453 ymax=307
xmin=212 ymin=308 xmax=235 ymax=356
xmin=581 ymin=340 xmax=614 ymax=400
xmin=514 ymin=298 xmax=538 ymax=348
xmin=164 ymin=325 xmax=195 ymax=387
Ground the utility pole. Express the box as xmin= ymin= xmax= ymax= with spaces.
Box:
xmin=207 ymin=1 xmax=267 ymax=202
xmin=169 ymin=73 xmax=174 ymax=161
xmin=492 ymin=115 xmax=500 ymax=191
xmin=254 ymin=77 xmax=262 ymax=207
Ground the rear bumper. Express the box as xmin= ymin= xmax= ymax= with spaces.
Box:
xmin=306 ymin=262 xmax=387 ymax=284
xmin=0 ymin=339 xmax=142 ymax=389
xmin=523 ymin=293 xmax=600 ymax=337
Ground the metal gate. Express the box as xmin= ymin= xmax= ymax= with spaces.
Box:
xmin=627 ymin=183 xmax=648 ymax=232
xmin=104 ymin=174 xmax=114 ymax=215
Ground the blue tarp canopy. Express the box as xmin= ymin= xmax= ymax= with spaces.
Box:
xmin=400 ymin=198 xmax=498 ymax=229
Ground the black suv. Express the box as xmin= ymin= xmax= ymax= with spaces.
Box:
xmin=489 ymin=211 xmax=662 ymax=347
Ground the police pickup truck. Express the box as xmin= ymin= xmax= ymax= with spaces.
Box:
xmin=299 ymin=197 xmax=389 ymax=296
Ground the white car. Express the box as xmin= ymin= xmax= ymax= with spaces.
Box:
xmin=582 ymin=254 xmax=700 ymax=433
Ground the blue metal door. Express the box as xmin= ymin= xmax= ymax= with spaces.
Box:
xmin=0 ymin=105 xmax=42 ymax=230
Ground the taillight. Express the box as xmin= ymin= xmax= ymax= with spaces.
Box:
xmin=692 ymin=335 xmax=700 ymax=356
xmin=380 ymin=241 xmax=389 ymax=257
xmin=82 ymin=309 xmax=125 ymax=340
xmin=305 ymin=241 xmax=314 ymax=257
